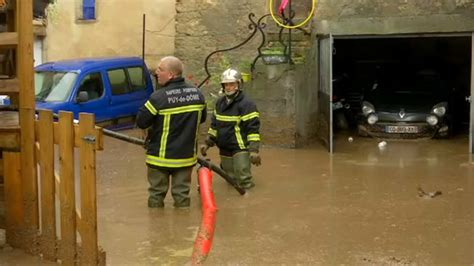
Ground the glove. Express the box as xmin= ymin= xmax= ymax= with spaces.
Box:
xmin=200 ymin=144 xmax=210 ymax=156
xmin=200 ymin=135 xmax=216 ymax=156
xmin=250 ymin=152 xmax=261 ymax=166
xmin=248 ymin=141 xmax=260 ymax=153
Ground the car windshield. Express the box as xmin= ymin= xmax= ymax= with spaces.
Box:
xmin=372 ymin=69 xmax=444 ymax=95
xmin=35 ymin=71 xmax=78 ymax=102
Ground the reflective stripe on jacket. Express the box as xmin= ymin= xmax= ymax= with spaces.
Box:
xmin=208 ymin=91 xmax=260 ymax=154
xmin=136 ymin=77 xmax=206 ymax=168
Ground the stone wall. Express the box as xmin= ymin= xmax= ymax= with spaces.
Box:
xmin=296 ymin=34 xmax=319 ymax=147
xmin=44 ymin=0 xmax=175 ymax=69
xmin=313 ymin=0 xmax=474 ymax=34
xmin=176 ymin=0 xmax=315 ymax=147
xmin=175 ymin=0 xmax=314 ymax=78
xmin=175 ymin=0 xmax=267 ymax=80
xmin=248 ymin=64 xmax=299 ymax=148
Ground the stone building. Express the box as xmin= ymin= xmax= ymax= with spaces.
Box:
xmin=175 ymin=0 xmax=474 ymax=151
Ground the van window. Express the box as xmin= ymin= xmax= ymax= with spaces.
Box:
xmin=108 ymin=69 xmax=130 ymax=95
xmin=77 ymin=72 xmax=104 ymax=101
xmin=127 ymin=67 xmax=146 ymax=92
xmin=35 ymin=71 xmax=78 ymax=102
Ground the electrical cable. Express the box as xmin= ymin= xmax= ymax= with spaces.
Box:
xmin=269 ymin=0 xmax=318 ymax=29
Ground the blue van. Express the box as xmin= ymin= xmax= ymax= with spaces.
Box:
xmin=35 ymin=57 xmax=154 ymax=122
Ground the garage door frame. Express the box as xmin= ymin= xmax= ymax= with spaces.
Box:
xmin=319 ymin=32 xmax=474 ymax=153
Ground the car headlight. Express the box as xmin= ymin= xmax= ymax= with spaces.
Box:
xmin=362 ymin=101 xmax=375 ymax=116
xmin=367 ymin=114 xmax=378 ymax=125
xmin=432 ymin=102 xmax=447 ymax=117
xmin=426 ymin=115 xmax=438 ymax=126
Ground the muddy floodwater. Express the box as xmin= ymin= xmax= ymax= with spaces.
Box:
xmin=1 ymin=132 xmax=473 ymax=265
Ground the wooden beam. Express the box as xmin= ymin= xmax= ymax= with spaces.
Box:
xmin=3 ymin=151 xmax=24 ymax=248
xmin=0 ymin=32 xmax=18 ymax=47
xmin=78 ymin=113 xmax=98 ymax=265
xmin=38 ymin=110 xmax=57 ymax=261
xmin=18 ymin=0 xmax=38 ymax=254
xmin=0 ymin=78 xmax=19 ymax=94
xmin=58 ymin=111 xmax=76 ymax=264
xmin=0 ymin=111 xmax=21 ymax=150
xmin=0 ymin=131 xmax=20 ymax=150
xmin=0 ymin=111 xmax=19 ymax=130
xmin=0 ymin=156 xmax=3 ymax=178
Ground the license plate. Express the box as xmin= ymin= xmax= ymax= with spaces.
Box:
xmin=385 ymin=125 xmax=419 ymax=133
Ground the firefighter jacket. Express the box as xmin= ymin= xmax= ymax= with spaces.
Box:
xmin=136 ymin=77 xmax=206 ymax=168
xmin=208 ymin=91 xmax=260 ymax=155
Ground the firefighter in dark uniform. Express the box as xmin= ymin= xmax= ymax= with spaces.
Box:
xmin=200 ymin=68 xmax=261 ymax=189
xmin=136 ymin=56 xmax=206 ymax=208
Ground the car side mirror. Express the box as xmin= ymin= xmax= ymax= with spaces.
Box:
xmin=77 ymin=91 xmax=89 ymax=103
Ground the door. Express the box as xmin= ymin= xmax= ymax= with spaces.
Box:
xmin=316 ymin=34 xmax=333 ymax=153
xmin=107 ymin=67 xmax=150 ymax=119
xmin=74 ymin=72 xmax=110 ymax=122
xmin=470 ymin=33 xmax=474 ymax=153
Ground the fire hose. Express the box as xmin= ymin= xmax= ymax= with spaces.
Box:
xmin=191 ymin=166 xmax=217 ymax=264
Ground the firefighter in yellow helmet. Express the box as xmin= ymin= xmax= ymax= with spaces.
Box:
xmin=200 ymin=68 xmax=261 ymax=190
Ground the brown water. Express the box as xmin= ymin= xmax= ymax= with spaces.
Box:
xmin=1 ymin=133 xmax=473 ymax=265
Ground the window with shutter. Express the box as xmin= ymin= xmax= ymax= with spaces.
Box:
xmin=82 ymin=0 xmax=96 ymax=20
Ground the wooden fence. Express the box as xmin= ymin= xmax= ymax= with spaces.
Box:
xmin=3 ymin=110 xmax=105 ymax=264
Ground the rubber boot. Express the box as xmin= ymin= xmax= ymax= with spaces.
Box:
xmin=220 ymin=155 xmax=237 ymax=185
xmin=233 ymin=151 xmax=254 ymax=189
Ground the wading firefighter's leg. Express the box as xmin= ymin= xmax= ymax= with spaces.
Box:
xmin=233 ymin=151 xmax=254 ymax=189
xmin=220 ymin=155 xmax=236 ymax=184
xmin=147 ymin=167 xmax=170 ymax=207
xmin=171 ymin=166 xmax=193 ymax=207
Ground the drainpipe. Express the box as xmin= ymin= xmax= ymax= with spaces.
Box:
xmin=288 ymin=0 xmax=292 ymax=65
xmin=142 ymin=13 xmax=146 ymax=60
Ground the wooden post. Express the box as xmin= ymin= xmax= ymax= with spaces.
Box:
xmin=0 ymin=154 xmax=3 ymax=179
xmin=78 ymin=113 xmax=98 ymax=264
xmin=17 ymin=0 xmax=38 ymax=254
xmin=3 ymin=151 xmax=23 ymax=248
xmin=58 ymin=111 xmax=76 ymax=264
xmin=38 ymin=110 xmax=56 ymax=260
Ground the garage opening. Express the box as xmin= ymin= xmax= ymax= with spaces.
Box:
xmin=331 ymin=35 xmax=472 ymax=141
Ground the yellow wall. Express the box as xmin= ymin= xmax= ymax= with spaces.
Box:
xmin=44 ymin=0 xmax=176 ymax=69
